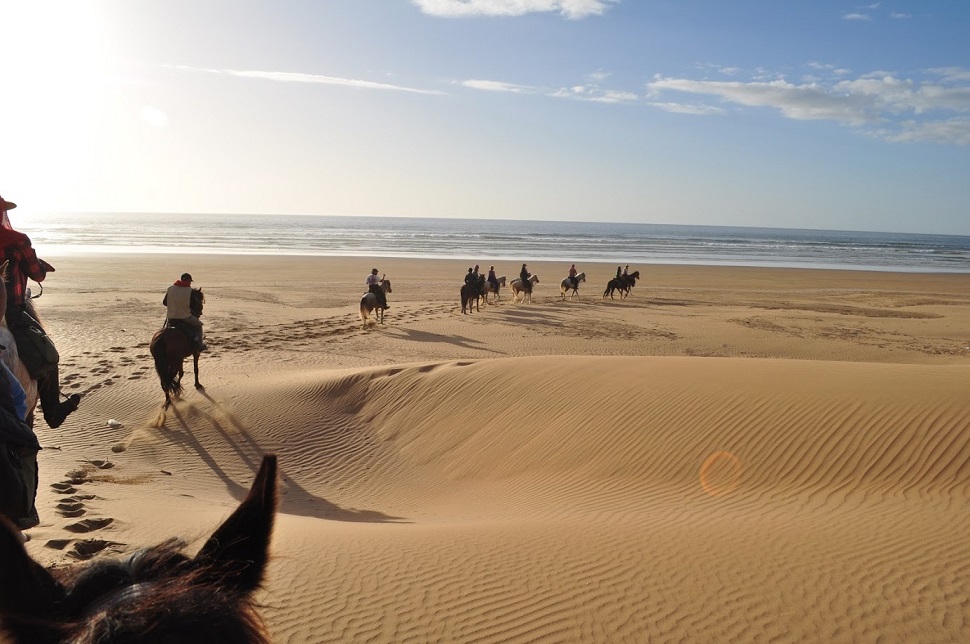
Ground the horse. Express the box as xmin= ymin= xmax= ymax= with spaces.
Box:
xmin=509 ymin=274 xmax=540 ymax=303
xmin=560 ymin=272 xmax=586 ymax=300
xmin=480 ymin=275 xmax=506 ymax=304
xmin=603 ymin=271 xmax=640 ymax=299
xmin=0 ymin=454 xmax=278 ymax=644
xmin=360 ymin=279 xmax=392 ymax=328
xmin=460 ymin=281 xmax=481 ymax=315
xmin=150 ymin=288 xmax=204 ymax=409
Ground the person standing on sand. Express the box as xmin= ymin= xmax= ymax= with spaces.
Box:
xmin=0 ymin=194 xmax=81 ymax=429
xmin=164 ymin=273 xmax=205 ymax=351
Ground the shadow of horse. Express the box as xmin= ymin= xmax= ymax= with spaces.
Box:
xmin=0 ymin=454 xmax=278 ymax=644
xmin=150 ymin=288 xmax=204 ymax=409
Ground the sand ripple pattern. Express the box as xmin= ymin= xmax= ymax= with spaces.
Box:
xmin=239 ymin=357 xmax=970 ymax=642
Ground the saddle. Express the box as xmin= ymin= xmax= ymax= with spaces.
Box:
xmin=165 ymin=318 xmax=203 ymax=348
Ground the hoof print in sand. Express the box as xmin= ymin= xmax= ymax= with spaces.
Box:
xmin=65 ymin=517 xmax=113 ymax=533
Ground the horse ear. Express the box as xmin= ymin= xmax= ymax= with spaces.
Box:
xmin=193 ymin=455 xmax=278 ymax=595
xmin=0 ymin=517 xmax=66 ymax=625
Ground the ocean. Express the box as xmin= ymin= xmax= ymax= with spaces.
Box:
xmin=19 ymin=212 xmax=970 ymax=273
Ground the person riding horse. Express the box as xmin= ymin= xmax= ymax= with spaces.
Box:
xmin=487 ymin=265 xmax=499 ymax=292
xmin=520 ymin=263 xmax=533 ymax=295
xmin=164 ymin=272 xmax=206 ymax=352
xmin=568 ymin=264 xmax=579 ymax=290
xmin=367 ymin=268 xmax=389 ymax=310
xmin=0 ymin=193 xmax=81 ymax=429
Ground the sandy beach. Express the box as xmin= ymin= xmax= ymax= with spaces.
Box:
xmin=19 ymin=254 xmax=970 ymax=642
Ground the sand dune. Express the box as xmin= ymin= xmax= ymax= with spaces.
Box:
xmin=18 ymin=254 xmax=970 ymax=642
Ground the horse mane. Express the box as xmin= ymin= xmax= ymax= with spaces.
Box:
xmin=190 ymin=288 xmax=204 ymax=318
xmin=0 ymin=455 xmax=278 ymax=644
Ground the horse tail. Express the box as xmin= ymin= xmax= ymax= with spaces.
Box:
xmin=151 ymin=332 xmax=182 ymax=401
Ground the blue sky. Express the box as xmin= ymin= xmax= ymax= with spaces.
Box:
xmin=1 ymin=0 xmax=968 ymax=234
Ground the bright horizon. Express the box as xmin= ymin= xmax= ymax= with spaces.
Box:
xmin=2 ymin=1 xmax=969 ymax=236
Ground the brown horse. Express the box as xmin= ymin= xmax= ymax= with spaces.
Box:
xmin=0 ymin=454 xmax=278 ymax=644
xmin=150 ymin=288 xmax=204 ymax=409
xmin=603 ymin=271 xmax=640 ymax=299
xmin=461 ymin=275 xmax=484 ymax=314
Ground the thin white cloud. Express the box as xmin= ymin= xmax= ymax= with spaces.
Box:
xmin=650 ymin=102 xmax=726 ymax=116
xmin=464 ymin=77 xmax=636 ymax=103
xmin=647 ymin=68 xmax=970 ymax=145
xmin=890 ymin=12 xmax=910 ymax=19
xmin=170 ymin=65 xmax=442 ymax=95
xmin=842 ymin=12 xmax=871 ymax=21
xmin=879 ymin=118 xmax=970 ymax=145
xmin=462 ymin=79 xmax=536 ymax=93
xmin=549 ymin=86 xmax=637 ymax=103
xmin=412 ymin=0 xmax=618 ymax=19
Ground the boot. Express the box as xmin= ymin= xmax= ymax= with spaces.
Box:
xmin=44 ymin=394 xmax=81 ymax=429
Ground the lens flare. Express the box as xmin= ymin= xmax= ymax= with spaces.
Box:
xmin=699 ymin=451 xmax=742 ymax=497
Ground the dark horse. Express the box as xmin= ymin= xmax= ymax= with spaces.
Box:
xmin=0 ymin=454 xmax=278 ymax=644
xmin=150 ymin=288 xmax=204 ymax=409
xmin=603 ymin=271 xmax=640 ymax=299
xmin=461 ymin=275 xmax=484 ymax=315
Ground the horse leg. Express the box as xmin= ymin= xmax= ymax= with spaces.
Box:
xmin=192 ymin=352 xmax=202 ymax=389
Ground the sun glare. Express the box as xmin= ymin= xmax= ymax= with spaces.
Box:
xmin=0 ymin=3 xmax=111 ymax=207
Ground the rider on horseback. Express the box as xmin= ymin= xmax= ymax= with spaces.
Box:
xmin=164 ymin=273 xmax=205 ymax=352
xmin=568 ymin=264 xmax=579 ymax=289
xmin=520 ymin=263 xmax=532 ymax=294
xmin=0 ymin=194 xmax=81 ymax=429
xmin=367 ymin=268 xmax=389 ymax=310
xmin=487 ymin=265 xmax=499 ymax=292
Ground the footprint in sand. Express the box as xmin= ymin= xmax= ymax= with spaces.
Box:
xmin=70 ymin=539 xmax=124 ymax=560
xmin=56 ymin=500 xmax=86 ymax=518
xmin=64 ymin=518 xmax=113 ymax=533
xmin=50 ymin=482 xmax=77 ymax=495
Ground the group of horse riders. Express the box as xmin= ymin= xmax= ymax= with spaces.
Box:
xmin=463 ymin=264 xmax=502 ymax=297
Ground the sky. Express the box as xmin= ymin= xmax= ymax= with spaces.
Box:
xmin=1 ymin=0 xmax=969 ymax=235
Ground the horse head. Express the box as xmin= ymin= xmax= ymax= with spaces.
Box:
xmin=190 ymin=288 xmax=205 ymax=318
xmin=0 ymin=455 xmax=278 ymax=644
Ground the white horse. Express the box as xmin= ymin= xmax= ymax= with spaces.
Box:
xmin=560 ymin=272 xmax=586 ymax=300
xmin=480 ymin=275 xmax=506 ymax=304
xmin=509 ymin=274 xmax=540 ymax=303
xmin=359 ymin=279 xmax=392 ymax=328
